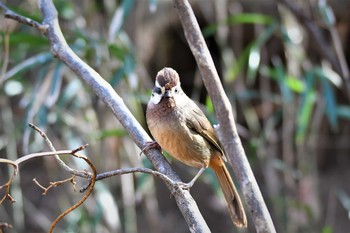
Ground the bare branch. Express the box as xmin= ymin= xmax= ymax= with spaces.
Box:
xmin=80 ymin=167 xmax=177 ymax=193
xmin=0 ymin=125 xmax=95 ymax=233
xmin=33 ymin=176 xmax=77 ymax=195
xmin=48 ymin=151 xmax=97 ymax=233
xmin=0 ymin=2 xmax=48 ymax=32
xmin=173 ymin=0 xmax=276 ymax=232
xmin=0 ymin=145 xmax=91 ymax=210
xmin=0 ymin=158 xmax=18 ymax=204
xmin=29 ymin=123 xmax=91 ymax=179
xmin=14 ymin=149 xmax=84 ymax=165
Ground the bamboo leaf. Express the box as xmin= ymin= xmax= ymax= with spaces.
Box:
xmin=318 ymin=69 xmax=338 ymax=129
xmin=94 ymin=129 xmax=128 ymax=140
xmin=203 ymin=13 xmax=274 ymax=36
xmin=336 ymin=105 xmax=350 ymax=119
xmin=296 ymin=71 xmax=316 ymax=142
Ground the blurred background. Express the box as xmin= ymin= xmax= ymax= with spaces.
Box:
xmin=1 ymin=0 xmax=350 ymax=232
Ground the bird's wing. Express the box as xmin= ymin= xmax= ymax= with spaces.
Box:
xmin=185 ymin=101 xmax=227 ymax=161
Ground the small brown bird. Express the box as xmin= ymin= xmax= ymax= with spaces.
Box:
xmin=146 ymin=67 xmax=247 ymax=227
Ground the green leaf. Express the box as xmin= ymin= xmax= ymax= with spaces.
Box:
xmin=227 ymin=22 xmax=278 ymax=82
xmin=296 ymin=91 xmax=316 ymax=142
xmin=227 ymin=13 xmax=274 ymax=25
xmin=226 ymin=44 xmax=251 ymax=81
xmin=286 ymin=75 xmax=304 ymax=93
xmin=8 ymin=33 xmax=48 ymax=47
xmin=94 ymin=129 xmax=128 ymax=140
xmin=203 ymin=13 xmax=274 ymax=36
xmin=247 ymin=22 xmax=278 ymax=83
xmin=296 ymin=71 xmax=316 ymax=142
xmin=273 ymin=59 xmax=292 ymax=103
xmin=336 ymin=105 xmax=350 ymax=119
xmin=205 ymin=96 xmax=214 ymax=114
xmin=321 ymin=226 xmax=333 ymax=233
xmin=318 ymin=3 xmax=335 ymax=27
xmin=109 ymin=44 xmax=128 ymax=60
xmin=318 ymin=70 xmax=338 ymax=129
xmin=260 ymin=66 xmax=304 ymax=93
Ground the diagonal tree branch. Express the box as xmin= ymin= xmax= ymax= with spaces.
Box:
xmin=173 ymin=0 xmax=276 ymax=232
xmin=0 ymin=1 xmax=210 ymax=232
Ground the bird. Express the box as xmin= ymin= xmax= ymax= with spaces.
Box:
xmin=145 ymin=67 xmax=247 ymax=228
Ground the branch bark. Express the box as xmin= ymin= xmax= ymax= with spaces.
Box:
xmin=173 ymin=0 xmax=276 ymax=232
xmin=0 ymin=1 xmax=210 ymax=232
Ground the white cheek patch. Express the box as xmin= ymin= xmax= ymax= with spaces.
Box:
xmin=150 ymin=92 xmax=162 ymax=104
xmin=174 ymin=83 xmax=181 ymax=91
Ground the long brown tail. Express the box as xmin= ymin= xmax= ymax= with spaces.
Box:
xmin=210 ymin=156 xmax=247 ymax=228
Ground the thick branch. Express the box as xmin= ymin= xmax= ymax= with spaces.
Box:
xmin=173 ymin=0 xmax=276 ymax=232
xmin=0 ymin=0 xmax=210 ymax=232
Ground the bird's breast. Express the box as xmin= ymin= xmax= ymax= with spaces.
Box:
xmin=146 ymin=104 xmax=212 ymax=168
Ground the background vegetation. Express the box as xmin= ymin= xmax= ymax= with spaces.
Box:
xmin=1 ymin=0 xmax=350 ymax=232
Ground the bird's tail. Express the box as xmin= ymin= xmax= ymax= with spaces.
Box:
xmin=210 ymin=156 xmax=247 ymax=228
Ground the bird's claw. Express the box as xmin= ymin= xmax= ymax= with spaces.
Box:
xmin=169 ymin=181 xmax=193 ymax=197
xmin=175 ymin=181 xmax=193 ymax=190
xmin=140 ymin=141 xmax=161 ymax=156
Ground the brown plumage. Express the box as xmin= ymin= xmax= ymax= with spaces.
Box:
xmin=146 ymin=67 xmax=247 ymax=227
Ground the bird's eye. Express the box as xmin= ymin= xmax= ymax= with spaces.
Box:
xmin=174 ymin=87 xmax=179 ymax=94
xmin=153 ymin=87 xmax=162 ymax=95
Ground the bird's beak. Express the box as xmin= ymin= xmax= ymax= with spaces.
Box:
xmin=163 ymin=89 xmax=172 ymax=98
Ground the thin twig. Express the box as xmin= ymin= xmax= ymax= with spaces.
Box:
xmin=48 ymin=152 xmax=97 ymax=233
xmin=80 ymin=167 xmax=176 ymax=193
xmin=0 ymin=158 xmax=18 ymax=204
xmin=14 ymin=149 xmax=84 ymax=165
xmin=33 ymin=176 xmax=77 ymax=195
xmin=0 ymin=2 xmax=48 ymax=32
xmin=0 ymin=124 xmax=95 ymax=233
xmin=0 ymin=147 xmax=91 ymax=208
xmin=29 ymin=123 xmax=91 ymax=179
xmin=29 ymin=124 xmax=97 ymax=233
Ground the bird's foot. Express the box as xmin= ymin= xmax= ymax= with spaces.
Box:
xmin=140 ymin=141 xmax=161 ymax=156
xmin=172 ymin=167 xmax=204 ymax=193
xmin=170 ymin=181 xmax=194 ymax=196
xmin=175 ymin=181 xmax=194 ymax=190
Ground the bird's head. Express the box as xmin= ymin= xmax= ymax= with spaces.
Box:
xmin=150 ymin=67 xmax=183 ymax=105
